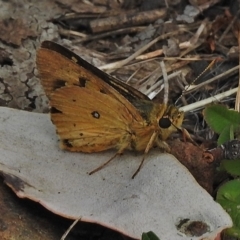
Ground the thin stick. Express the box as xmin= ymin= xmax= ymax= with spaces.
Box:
xmin=235 ymin=28 xmax=240 ymax=112
xmin=147 ymin=71 xmax=182 ymax=100
xmin=182 ymin=65 xmax=239 ymax=95
xmin=126 ymin=68 xmax=140 ymax=83
xmin=160 ymin=61 xmax=169 ymax=105
xmin=218 ymin=10 xmax=239 ymax=43
xmin=61 ymin=217 xmax=81 ymax=240
xmin=99 ymin=29 xmax=187 ymax=71
xmin=180 ymin=87 xmax=238 ymax=112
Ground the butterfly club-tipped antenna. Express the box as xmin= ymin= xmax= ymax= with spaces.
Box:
xmin=175 ymin=59 xmax=217 ymax=105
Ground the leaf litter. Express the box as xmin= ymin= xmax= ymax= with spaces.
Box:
xmin=0 ymin=0 xmax=239 ymax=239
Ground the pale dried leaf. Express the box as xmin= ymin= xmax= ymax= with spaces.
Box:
xmin=0 ymin=107 xmax=232 ymax=240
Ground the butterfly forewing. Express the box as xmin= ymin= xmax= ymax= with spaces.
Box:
xmin=38 ymin=41 xmax=149 ymax=101
xmin=37 ymin=43 xmax=148 ymax=123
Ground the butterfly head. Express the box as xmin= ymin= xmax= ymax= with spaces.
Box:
xmin=159 ymin=105 xmax=184 ymax=140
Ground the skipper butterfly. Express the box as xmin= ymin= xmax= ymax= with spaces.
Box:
xmin=37 ymin=41 xmax=184 ymax=178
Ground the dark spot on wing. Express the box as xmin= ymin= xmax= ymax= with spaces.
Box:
xmin=91 ymin=111 xmax=100 ymax=119
xmin=79 ymin=77 xmax=88 ymax=87
xmin=51 ymin=107 xmax=62 ymax=114
xmin=80 ymin=133 xmax=83 ymax=136
xmin=100 ymin=88 xmax=107 ymax=94
xmin=63 ymin=139 xmax=73 ymax=148
xmin=53 ymin=79 xmax=66 ymax=90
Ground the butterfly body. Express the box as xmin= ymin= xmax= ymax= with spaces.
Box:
xmin=37 ymin=41 xmax=184 ymax=176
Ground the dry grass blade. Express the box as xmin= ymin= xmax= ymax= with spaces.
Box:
xmin=182 ymin=65 xmax=239 ymax=95
xmin=180 ymin=87 xmax=238 ymax=112
xmin=99 ymin=29 xmax=188 ymax=72
xmin=235 ymin=24 xmax=240 ymax=112
xmin=146 ymin=70 xmax=182 ymax=100
xmin=61 ymin=217 xmax=82 ymax=240
xmin=160 ymin=61 xmax=169 ymax=105
xmin=218 ymin=10 xmax=240 ymax=43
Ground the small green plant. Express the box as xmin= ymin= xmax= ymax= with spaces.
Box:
xmin=220 ymin=160 xmax=240 ymax=177
xmin=203 ymin=104 xmax=240 ymax=145
xmin=203 ymin=104 xmax=240 ymax=237
xmin=141 ymin=231 xmax=160 ymax=240
xmin=216 ymin=179 xmax=240 ymax=237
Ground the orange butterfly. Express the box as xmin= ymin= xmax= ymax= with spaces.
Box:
xmin=37 ymin=41 xmax=184 ymax=178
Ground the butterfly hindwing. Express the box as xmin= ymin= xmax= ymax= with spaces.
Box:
xmin=49 ymin=85 xmax=147 ymax=152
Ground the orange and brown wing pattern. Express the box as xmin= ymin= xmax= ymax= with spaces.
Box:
xmin=49 ymin=85 xmax=146 ymax=152
xmin=37 ymin=41 xmax=183 ymax=167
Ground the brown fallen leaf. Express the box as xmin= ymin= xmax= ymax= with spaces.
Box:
xmin=169 ymin=139 xmax=215 ymax=194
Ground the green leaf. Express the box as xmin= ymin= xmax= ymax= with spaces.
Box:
xmin=203 ymin=105 xmax=240 ymax=134
xmin=217 ymin=125 xmax=233 ymax=145
xmin=216 ymin=179 xmax=240 ymax=237
xmin=220 ymin=160 xmax=240 ymax=177
xmin=142 ymin=231 xmax=160 ymax=240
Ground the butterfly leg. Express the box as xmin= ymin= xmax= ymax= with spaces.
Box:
xmin=155 ymin=139 xmax=170 ymax=152
xmin=132 ymin=131 xmax=158 ymax=179
xmin=88 ymin=152 xmax=121 ymax=175
xmin=89 ymin=134 xmax=131 ymax=175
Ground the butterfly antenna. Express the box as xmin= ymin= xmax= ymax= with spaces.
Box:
xmin=88 ymin=152 xmax=120 ymax=175
xmin=175 ymin=59 xmax=217 ymax=104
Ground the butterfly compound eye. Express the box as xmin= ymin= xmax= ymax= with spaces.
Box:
xmin=159 ymin=117 xmax=171 ymax=129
